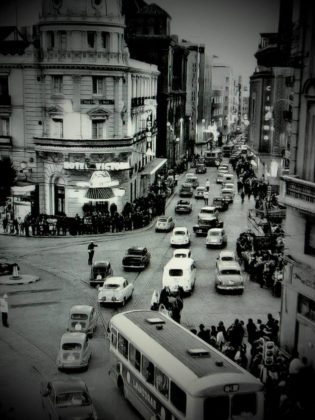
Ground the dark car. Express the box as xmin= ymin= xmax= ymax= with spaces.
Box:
xmin=212 ymin=197 xmax=229 ymax=212
xmin=122 ymin=247 xmax=151 ymax=271
xmin=0 ymin=262 xmax=17 ymax=276
xmin=175 ymin=199 xmax=192 ymax=214
xmin=193 ymin=218 xmax=224 ymax=237
xmin=179 ymin=183 xmax=193 ymax=198
xmin=89 ymin=261 xmax=113 ymax=287
xmin=195 ymin=163 xmax=207 ymax=174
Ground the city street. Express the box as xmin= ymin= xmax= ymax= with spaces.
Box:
xmin=0 ymin=162 xmax=281 ymax=419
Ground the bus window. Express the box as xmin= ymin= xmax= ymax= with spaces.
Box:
xmin=232 ymin=393 xmax=257 ymax=416
xmin=170 ymin=381 xmax=186 ymax=415
xmin=129 ymin=344 xmax=141 ymax=372
xmin=204 ymin=395 xmax=229 ymax=420
xmin=142 ymin=355 xmax=155 ymax=385
xmin=118 ymin=334 xmax=128 ymax=359
xmin=111 ymin=328 xmax=117 ymax=348
xmin=155 ymin=367 xmax=169 ymax=399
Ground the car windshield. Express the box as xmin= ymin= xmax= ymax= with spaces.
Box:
xmin=213 ymin=199 xmax=222 ymax=204
xmin=62 ymin=343 xmax=82 ymax=351
xmin=56 ymin=392 xmax=91 ymax=408
xmin=92 ymin=267 xmax=108 ymax=276
xmin=104 ymin=283 xmax=120 ymax=289
xmin=158 ymin=217 xmax=167 ymax=222
xmin=178 ymin=201 xmax=189 ymax=205
xmin=71 ymin=314 xmax=88 ymax=320
xmin=174 ymin=231 xmax=186 ymax=235
xmin=210 ymin=231 xmax=221 ymax=236
xmin=127 ymin=249 xmax=145 ymax=255
xmin=174 ymin=253 xmax=187 ymax=258
xmin=222 ymin=256 xmax=234 ymax=261
xmin=220 ymin=269 xmax=241 ymax=275
xmin=200 ymin=209 xmax=214 ymax=214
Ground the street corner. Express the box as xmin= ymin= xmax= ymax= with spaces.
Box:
xmin=0 ymin=274 xmax=40 ymax=285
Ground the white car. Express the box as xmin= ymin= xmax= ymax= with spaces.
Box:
xmin=162 ymin=257 xmax=196 ymax=294
xmin=216 ymin=250 xmax=236 ymax=268
xmin=215 ymin=261 xmax=244 ymax=294
xmin=217 ymin=164 xmax=229 ymax=173
xmin=195 ymin=186 xmax=206 ymax=199
xmin=98 ymin=276 xmax=134 ymax=306
xmin=221 ymin=188 xmax=234 ymax=203
xmin=170 ymin=227 xmax=191 ymax=247
xmin=221 ymin=182 xmax=235 ymax=199
xmin=56 ymin=332 xmax=92 ymax=371
xmin=173 ymin=248 xmax=192 ymax=259
xmin=198 ymin=206 xmax=217 ymax=223
xmin=206 ymin=228 xmax=227 ymax=248
xmin=155 ymin=215 xmax=175 ymax=232
xmin=185 ymin=173 xmax=195 ymax=180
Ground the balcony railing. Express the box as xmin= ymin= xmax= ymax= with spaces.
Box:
xmin=283 ymin=175 xmax=315 ymax=214
xmin=34 ymin=137 xmax=134 ymax=149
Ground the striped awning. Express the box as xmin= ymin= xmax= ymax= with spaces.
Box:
xmin=85 ymin=188 xmax=114 ymax=200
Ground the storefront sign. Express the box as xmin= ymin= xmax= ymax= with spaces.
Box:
xmin=64 ymin=162 xmax=130 ymax=171
xmin=81 ymin=99 xmax=114 ymax=105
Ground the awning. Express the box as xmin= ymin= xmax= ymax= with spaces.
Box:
xmin=11 ymin=184 xmax=36 ymax=196
xmin=85 ymin=188 xmax=114 ymax=200
xmin=141 ymin=158 xmax=167 ymax=176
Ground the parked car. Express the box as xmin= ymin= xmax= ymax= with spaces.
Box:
xmin=170 ymin=227 xmax=191 ymax=247
xmin=195 ymin=163 xmax=207 ymax=174
xmin=221 ymin=188 xmax=234 ymax=203
xmin=179 ymin=183 xmax=193 ymax=197
xmin=175 ymin=199 xmax=192 ymax=214
xmin=40 ymin=378 xmax=98 ymax=420
xmin=212 ymin=196 xmax=229 ymax=211
xmin=89 ymin=261 xmax=113 ymax=287
xmin=67 ymin=305 xmax=97 ymax=337
xmin=206 ymin=228 xmax=227 ymax=248
xmin=122 ymin=247 xmax=150 ymax=270
xmin=195 ymin=186 xmax=206 ymax=199
xmin=98 ymin=276 xmax=134 ymax=306
xmin=155 ymin=215 xmax=175 ymax=232
xmin=216 ymin=250 xmax=236 ymax=269
xmin=185 ymin=176 xmax=199 ymax=189
xmin=193 ymin=218 xmax=223 ymax=236
xmin=173 ymin=248 xmax=192 ymax=259
xmin=162 ymin=257 xmax=196 ymax=295
xmin=198 ymin=206 xmax=217 ymax=223
xmin=56 ymin=332 xmax=92 ymax=371
xmin=215 ymin=261 xmax=244 ymax=294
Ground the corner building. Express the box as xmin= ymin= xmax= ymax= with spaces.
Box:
xmin=0 ymin=0 xmax=159 ymax=216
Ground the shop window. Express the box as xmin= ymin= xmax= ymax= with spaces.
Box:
xmin=87 ymin=31 xmax=96 ymax=48
xmin=0 ymin=117 xmax=9 ymax=136
xmin=117 ymin=334 xmax=128 ymax=359
xmin=129 ymin=344 xmax=141 ymax=371
xmin=92 ymin=120 xmax=104 ymax=139
xmin=52 ymin=76 xmax=63 ymax=93
xmin=305 ymin=220 xmax=315 ymax=255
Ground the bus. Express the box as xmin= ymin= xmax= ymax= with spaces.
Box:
xmin=204 ymin=149 xmax=222 ymax=167
xmin=222 ymin=143 xmax=234 ymax=157
xmin=109 ymin=310 xmax=264 ymax=420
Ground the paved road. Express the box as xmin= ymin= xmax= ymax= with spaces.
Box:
xmin=0 ymin=161 xmax=280 ymax=419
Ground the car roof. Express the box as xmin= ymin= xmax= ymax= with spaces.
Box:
xmin=128 ymin=246 xmax=145 ymax=251
xmin=197 ymin=186 xmax=206 ymax=190
xmin=219 ymin=250 xmax=235 ymax=257
xmin=70 ymin=305 xmax=93 ymax=314
xmin=222 ymin=188 xmax=232 ymax=193
xmin=208 ymin=228 xmax=223 ymax=233
xmin=157 ymin=216 xmax=169 ymax=220
xmin=217 ymin=261 xmax=241 ymax=270
xmin=92 ymin=261 xmax=110 ymax=267
xmin=200 ymin=206 xmax=216 ymax=211
xmin=104 ymin=276 xmax=126 ymax=284
xmin=49 ymin=378 xmax=87 ymax=394
xmin=173 ymin=227 xmax=188 ymax=232
xmin=165 ymin=257 xmax=195 ymax=268
xmin=61 ymin=332 xmax=87 ymax=343
xmin=173 ymin=248 xmax=190 ymax=255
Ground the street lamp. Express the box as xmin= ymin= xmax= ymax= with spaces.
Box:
xmin=173 ymin=137 xmax=179 ymax=167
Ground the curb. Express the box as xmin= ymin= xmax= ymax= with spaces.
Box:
xmin=0 ymin=274 xmax=40 ymax=286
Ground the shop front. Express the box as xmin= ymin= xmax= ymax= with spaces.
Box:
xmin=140 ymin=158 xmax=168 ymax=194
xmin=9 ymin=182 xmax=39 ymax=220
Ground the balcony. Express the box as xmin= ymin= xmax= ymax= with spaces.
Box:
xmin=40 ymin=50 xmax=129 ymax=66
xmin=34 ymin=137 xmax=134 ymax=151
xmin=0 ymin=135 xmax=12 ymax=149
xmin=283 ymin=175 xmax=315 ymax=215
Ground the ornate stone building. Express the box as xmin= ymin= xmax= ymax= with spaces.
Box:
xmin=0 ymin=0 xmax=159 ymax=217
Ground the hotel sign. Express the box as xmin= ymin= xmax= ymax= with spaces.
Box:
xmin=81 ymin=99 xmax=114 ymax=105
xmin=64 ymin=161 xmax=130 ymax=171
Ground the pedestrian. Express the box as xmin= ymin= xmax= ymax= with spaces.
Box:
xmin=205 ymin=179 xmax=210 ymax=191
xmin=246 ymin=318 xmax=257 ymax=345
xmin=240 ymin=190 xmax=245 ymax=203
xmin=0 ymin=294 xmax=9 ymax=327
xmin=197 ymin=324 xmax=210 ymax=344
xmin=87 ymin=241 xmax=98 ymax=265
xmin=203 ymin=190 xmax=209 ymax=205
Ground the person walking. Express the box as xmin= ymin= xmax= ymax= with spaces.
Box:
xmin=0 ymin=294 xmax=9 ymax=327
xmin=88 ymin=241 xmax=98 ymax=265
xmin=203 ymin=190 xmax=209 ymax=205
xmin=205 ymin=179 xmax=210 ymax=191
xmin=240 ymin=190 xmax=245 ymax=204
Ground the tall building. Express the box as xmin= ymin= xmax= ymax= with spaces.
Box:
xmin=279 ymin=0 xmax=315 ymax=367
xmin=123 ymin=0 xmax=188 ymax=165
xmin=0 ymin=0 xmax=160 ymax=217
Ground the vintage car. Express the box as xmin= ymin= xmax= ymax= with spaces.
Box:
xmin=216 ymin=250 xmax=236 ymax=264
xmin=204 ymin=149 xmax=222 ymax=167
xmin=206 ymin=228 xmax=227 ymax=248
xmin=212 ymin=196 xmax=229 ymax=212
xmin=195 ymin=163 xmax=207 ymax=174
xmin=98 ymin=276 xmax=134 ymax=306
xmin=215 ymin=261 xmax=244 ymax=294
xmin=179 ymin=183 xmax=193 ymax=198
xmin=170 ymin=227 xmax=191 ymax=247
xmin=193 ymin=218 xmax=224 ymax=237
xmin=195 ymin=186 xmax=206 ymax=199
xmin=155 ymin=215 xmax=175 ymax=232
xmin=198 ymin=206 xmax=217 ymax=223
xmin=122 ymin=247 xmax=150 ymax=270
xmin=175 ymin=199 xmax=192 ymax=214
xmin=221 ymin=188 xmax=234 ymax=203
xmin=89 ymin=261 xmax=113 ymax=287
xmin=40 ymin=379 xmax=98 ymax=420
xmin=67 ymin=305 xmax=97 ymax=337
xmin=173 ymin=248 xmax=192 ymax=259
xmin=185 ymin=176 xmax=199 ymax=189
xmin=162 ymin=257 xmax=196 ymax=295
xmin=56 ymin=332 xmax=92 ymax=371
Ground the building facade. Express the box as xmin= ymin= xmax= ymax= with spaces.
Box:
xmin=0 ymin=0 xmax=160 ymax=217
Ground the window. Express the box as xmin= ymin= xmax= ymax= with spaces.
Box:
xmin=169 ymin=269 xmax=183 ymax=276
xmin=170 ymin=381 xmax=186 ymax=414
xmin=101 ymin=32 xmax=109 ymax=49
xmin=142 ymin=355 xmax=154 ymax=385
xmin=118 ymin=334 xmax=128 ymax=359
xmin=87 ymin=31 xmax=96 ymax=48
xmin=298 ymin=294 xmax=315 ymax=322
xmin=111 ymin=328 xmax=117 ymax=348
xmin=92 ymin=120 xmax=104 ymax=139
xmin=59 ymin=31 xmax=67 ymax=50
xmin=305 ymin=220 xmax=315 ymax=255
xmin=0 ymin=117 xmax=9 ymax=136
xmin=155 ymin=367 xmax=169 ymax=398
xmin=204 ymin=395 xmax=229 ymax=420
xmin=47 ymin=31 xmax=54 ymax=49
xmin=0 ymin=76 xmax=8 ymax=96
xmin=52 ymin=76 xmax=63 ymax=93
xmin=232 ymin=393 xmax=257 ymax=417
xmin=129 ymin=344 xmax=141 ymax=371
xmin=52 ymin=118 xmax=63 ymax=138
xmin=92 ymin=77 xmax=104 ymax=95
